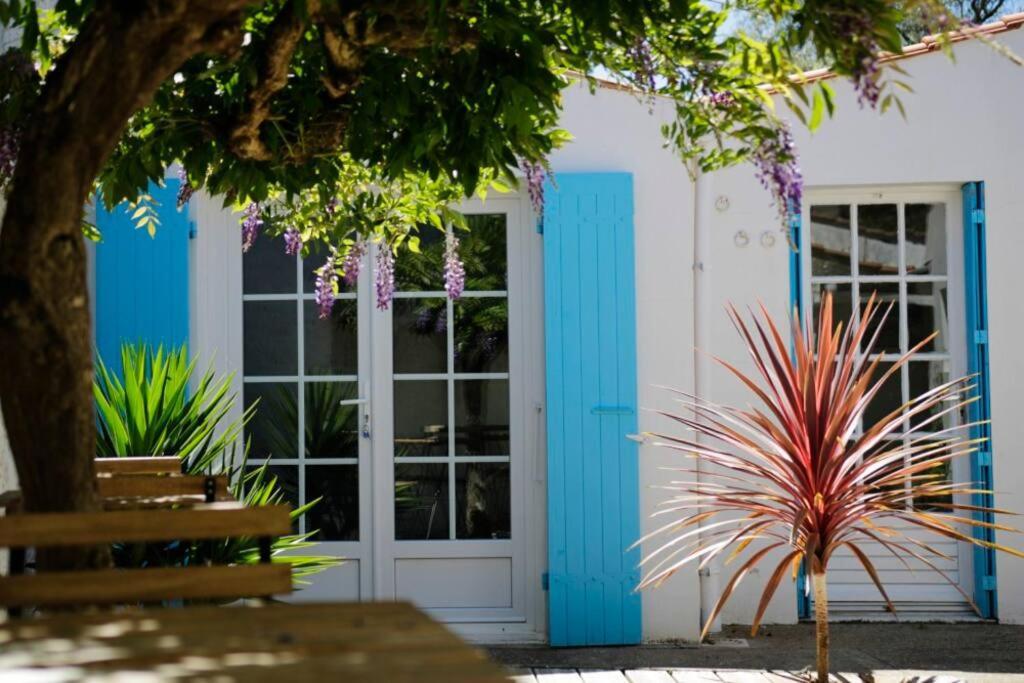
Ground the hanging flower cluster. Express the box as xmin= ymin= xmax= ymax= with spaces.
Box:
xmin=314 ymin=250 xmax=338 ymax=319
xmin=375 ymin=245 xmax=395 ymax=311
xmin=341 ymin=238 xmax=367 ymax=286
xmin=175 ymin=166 xmax=195 ymax=209
xmin=443 ymin=232 xmax=466 ymax=300
xmin=626 ymin=37 xmax=657 ymax=92
xmin=833 ymin=12 xmax=883 ymax=109
xmin=0 ymin=127 xmax=18 ymax=190
xmin=522 ymin=160 xmax=547 ymax=218
xmin=241 ymin=202 xmax=263 ymax=252
xmin=283 ymin=226 xmax=302 ymax=256
xmin=752 ymin=124 xmax=803 ymax=225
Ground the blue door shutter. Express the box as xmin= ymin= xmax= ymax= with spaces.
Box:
xmin=94 ymin=178 xmax=191 ymax=367
xmin=962 ymin=181 xmax=997 ymax=618
xmin=543 ymin=173 xmax=641 ymax=646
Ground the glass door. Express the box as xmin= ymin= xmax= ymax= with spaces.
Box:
xmin=371 ymin=199 xmax=528 ymax=622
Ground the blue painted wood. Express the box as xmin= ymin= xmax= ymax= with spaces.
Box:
xmin=962 ymin=181 xmax=997 ymax=619
xmin=787 ymin=203 xmax=812 ymax=621
xmin=94 ymin=178 xmax=191 ymax=367
xmin=543 ymin=173 xmax=641 ymax=646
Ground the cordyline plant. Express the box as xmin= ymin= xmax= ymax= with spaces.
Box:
xmin=637 ymin=293 xmax=1022 ymax=682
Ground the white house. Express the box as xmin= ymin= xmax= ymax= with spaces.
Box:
xmin=2 ymin=12 xmax=1023 ymax=646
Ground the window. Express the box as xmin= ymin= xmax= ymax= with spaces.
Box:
xmin=242 ymin=237 xmax=360 ymax=541
xmin=392 ymin=215 xmax=512 ymax=540
xmin=808 ymin=200 xmax=954 ymax=509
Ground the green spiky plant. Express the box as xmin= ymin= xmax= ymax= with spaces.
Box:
xmin=95 ymin=343 xmax=339 ymax=587
xmin=637 ymin=294 xmax=1022 ymax=682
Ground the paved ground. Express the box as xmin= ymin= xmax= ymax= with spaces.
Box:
xmin=488 ymin=623 xmax=1024 ymax=682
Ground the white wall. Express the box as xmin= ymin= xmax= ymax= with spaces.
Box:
xmin=552 ymin=82 xmax=703 ymax=641
xmin=704 ymin=29 xmax=1024 ymax=627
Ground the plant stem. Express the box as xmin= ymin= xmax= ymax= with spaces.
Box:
xmin=812 ymin=569 xmax=830 ymax=683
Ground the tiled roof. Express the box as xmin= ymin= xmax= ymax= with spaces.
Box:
xmin=789 ymin=12 xmax=1024 ymax=85
xmin=584 ymin=12 xmax=1024 ymax=95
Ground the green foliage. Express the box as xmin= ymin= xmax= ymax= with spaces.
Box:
xmin=95 ymin=342 xmax=340 ymax=586
xmin=0 ymin=0 xmax=1000 ymax=255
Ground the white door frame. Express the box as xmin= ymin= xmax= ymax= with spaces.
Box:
xmin=802 ymin=184 xmax=974 ymax=605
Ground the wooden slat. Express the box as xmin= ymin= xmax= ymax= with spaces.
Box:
xmin=95 ymin=456 xmax=182 ymax=475
xmin=97 ymin=474 xmax=232 ymax=500
xmin=0 ymin=503 xmax=291 ymax=547
xmin=0 ymin=563 xmax=291 ymax=607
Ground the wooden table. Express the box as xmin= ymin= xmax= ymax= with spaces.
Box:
xmin=0 ymin=601 xmax=510 ymax=682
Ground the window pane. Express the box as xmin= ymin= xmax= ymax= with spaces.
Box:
xmin=395 ymin=464 xmax=449 ymax=540
xmin=304 ymin=299 xmax=358 ymax=375
xmin=305 ymin=465 xmax=359 ymax=541
xmin=857 ymin=204 xmax=899 ymax=276
xmin=905 ymin=204 xmax=947 ymax=276
xmin=394 ymin=228 xmax=445 ymax=291
xmin=810 ymin=205 xmax=852 ymax=276
xmin=908 ymin=360 xmax=953 ymax=431
xmin=243 ymin=234 xmax=296 ymax=294
xmin=907 ymin=282 xmax=949 ymax=353
xmin=455 ymin=379 xmax=510 ymax=456
xmin=454 ymin=298 xmax=509 ymax=373
xmin=302 ymin=242 xmax=355 ymax=294
xmin=246 ymin=464 xmax=299 ymax=533
xmin=394 ymin=380 xmax=448 ymax=457
xmin=244 ymin=301 xmax=297 ymax=375
xmin=913 ymin=457 xmax=953 ymax=511
xmin=456 ymin=463 xmax=510 ymax=539
xmin=812 ymin=282 xmax=853 ymax=336
xmin=860 ymin=282 xmax=901 ymax=354
xmin=393 ymin=299 xmax=447 ymax=373
xmin=244 ymin=382 xmax=298 ymax=459
xmin=305 ymin=382 xmax=360 ymax=459
xmin=863 ymin=362 xmax=903 ymax=432
xmin=463 ymin=214 xmax=508 ymax=291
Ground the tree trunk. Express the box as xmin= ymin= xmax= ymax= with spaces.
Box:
xmin=812 ymin=569 xmax=830 ymax=683
xmin=0 ymin=1 xmax=249 ymax=572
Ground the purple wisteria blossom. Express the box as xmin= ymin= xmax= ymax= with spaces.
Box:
xmin=325 ymin=197 xmax=339 ymax=215
xmin=0 ymin=127 xmax=18 ymax=190
xmin=314 ymin=251 xmax=338 ymax=319
xmin=522 ymin=160 xmax=548 ymax=218
xmin=241 ymin=202 xmax=263 ymax=252
xmin=175 ymin=166 xmax=195 ymax=209
xmin=443 ymin=233 xmax=466 ymax=300
xmin=752 ymin=124 xmax=803 ymax=226
xmin=706 ymin=90 xmax=735 ymax=108
xmin=375 ymin=245 xmax=395 ymax=311
xmin=626 ymin=37 xmax=656 ymax=92
xmin=341 ymin=238 xmax=367 ymax=286
xmin=834 ymin=12 xmax=882 ymax=109
xmin=284 ymin=227 xmax=302 ymax=256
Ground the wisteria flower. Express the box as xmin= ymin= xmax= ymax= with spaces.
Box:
xmin=241 ymin=202 xmax=263 ymax=252
xmin=752 ymin=124 xmax=803 ymax=227
xmin=283 ymin=227 xmax=302 ymax=256
xmin=176 ymin=166 xmax=195 ymax=209
xmin=375 ymin=244 xmax=395 ymax=311
xmin=521 ymin=160 xmax=548 ymax=218
xmin=444 ymin=232 xmax=466 ymax=300
xmin=314 ymin=251 xmax=338 ymax=319
xmin=342 ymin=238 xmax=367 ymax=286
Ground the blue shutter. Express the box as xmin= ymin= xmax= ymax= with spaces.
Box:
xmin=543 ymin=173 xmax=641 ymax=646
xmin=962 ymin=181 xmax=997 ymax=618
xmin=787 ymin=204 xmax=812 ymax=620
xmin=94 ymin=178 xmax=191 ymax=367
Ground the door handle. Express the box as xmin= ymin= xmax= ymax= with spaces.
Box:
xmin=338 ymin=397 xmax=369 ymax=406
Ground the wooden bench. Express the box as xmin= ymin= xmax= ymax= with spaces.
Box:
xmin=95 ymin=456 xmax=183 ymax=475
xmin=0 ymin=503 xmax=292 ymax=611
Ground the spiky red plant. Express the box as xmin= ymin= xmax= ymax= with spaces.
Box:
xmin=637 ymin=293 xmax=1021 ymax=682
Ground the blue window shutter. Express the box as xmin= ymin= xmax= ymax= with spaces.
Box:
xmin=962 ymin=181 xmax=997 ymax=619
xmin=787 ymin=203 xmax=812 ymax=621
xmin=94 ymin=178 xmax=191 ymax=367
xmin=543 ymin=173 xmax=641 ymax=646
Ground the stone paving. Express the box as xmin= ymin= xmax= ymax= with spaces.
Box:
xmin=489 ymin=623 xmax=1024 ymax=683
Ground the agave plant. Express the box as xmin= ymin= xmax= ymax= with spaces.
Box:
xmin=96 ymin=343 xmax=340 ymax=587
xmin=638 ymin=293 xmax=1021 ymax=682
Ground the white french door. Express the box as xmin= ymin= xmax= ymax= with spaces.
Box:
xmin=240 ymin=196 xmax=543 ymax=636
xmin=802 ymin=186 xmax=975 ymax=618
